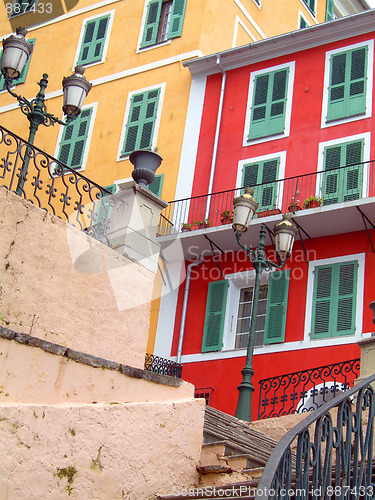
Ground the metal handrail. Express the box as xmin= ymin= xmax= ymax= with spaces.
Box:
xmin=256 ymin=372 xmax=375 ymax=499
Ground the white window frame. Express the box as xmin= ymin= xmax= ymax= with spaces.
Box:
xmin=298 ymin=10 xmax=310 ymax=29
xmin=316 ymin=132 xmax=371 ymax=200
xmin=304 ymin=253 xmax=365 ymax=344
xmin=137 ymin=0 xmax=173 ymax=53
xmin=321 ymin=40 xmax=374 ymax=129
xmin=300 ymin=0 xmax=318 ymax=22
xmin=252 ymin=0 xmax=261 ymax=9
xmin=116 ymin=82 xmax=166 ymax=161
xmin=53 ymin=101 xmax=98 ymax=173
xmin=243 ymin=61 xmax=295 ymax=147
xmin=73 ymin=10 xmax=115 ymax=69
xmin=236 ymin=151 xmax=287 ymax=212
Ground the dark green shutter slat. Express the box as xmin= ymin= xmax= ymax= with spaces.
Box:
xmin=148 ymin=174 xmax=164 ymax=196
xmin=264 ymin=270 xmax=289 ymax=344
xmin=201 ymin=280 xmax=228 ymax=352
xmin=168 ymin=0 xmax=187 ymax=38
xmin=141 ymin=0 xmax=162 ymax=48
xmin=78 ymin=15 xmax=110 ymax=65
xmin=325 ymin=0 xmax=334 ymax=20
xmin=58 ymin=108 xmax=93 ymax=170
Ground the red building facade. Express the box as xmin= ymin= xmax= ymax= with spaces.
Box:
xmin=155 ymin=10 xmax=375 ymax=420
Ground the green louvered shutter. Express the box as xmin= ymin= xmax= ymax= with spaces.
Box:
xmin=327 ymin=47 xmax=367 ymax=121
xmin=77 ymin=15 xmax=110 ymax=65
xmin=168 ymin=0 xmax=186 ymax=38
xmin=201 ymin=280 xmax=228 ymax=353
xmin=311 ymin=261 xmax=357 ymax=339
xmin=0 ymin=39 xmax=35 ymax=91
xmin=303 ymin=0 xmax=315 ymax=14
xmin=249 ymin=68 xmax=289 ymax=140
xmin=344 ymin=140 xmax=363 ymax=202
xmin=141 ymin=0 xmax=162 ymax=48
xmin=10 ymin=0 xmax=35 ymax=16
xmin=323 ymin=145 xmax=341 ymax=205
xmin=325 ymin=0 xmax=334 ymax=20
xmin=58 ymin=108 xmax=93 ymax=169
xmin=122 ymin=88 xmax=161 ymax=156
xmin=264 ymin=270 xmax=289 ymax=344
xmin=299 ymin=17 xmax=308 ymax=29
xmin=242 ymin=158 xmax=279 ymax=211
xmin=148 ymin=174 xmax=164 ymax=196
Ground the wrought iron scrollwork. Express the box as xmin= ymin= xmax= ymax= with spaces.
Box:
xmin=144 ymin=353 xmax=183 ymax=378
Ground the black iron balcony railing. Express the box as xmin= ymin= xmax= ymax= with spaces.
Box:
xmin=144 ymin=353 xmax=183 ymax=378
xmin=158 ymin=159 xmax=375 ymax=236
xmin=258 ymin=358 xmax=361 ymax=420
xmin=0 ymin=125 xmax=121 ymax=242
xmin=256 ymin=372 xmax=375 ymax=500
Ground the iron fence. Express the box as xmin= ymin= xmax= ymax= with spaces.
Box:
xmin=144 ymin=353 xmax=183 ymax=378
xmin=258 ymin=358 xmax=361 ymax=419
xmin=158 ymin=159 xmax=375 ymax=236
xmin=0 ymin=125 xmax=121 ymax=242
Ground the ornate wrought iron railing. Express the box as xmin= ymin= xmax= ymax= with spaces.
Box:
xmin=256 ymin=372 xmax=375 ymax=500
xmin=144 ymin=353 xmax=183 ymax=378
xmin=0 ymin=125 xmax=121 ymax=242
xmin=157 ymin=159 xmax=375 ymax=236
xmin=258 ymin=359 xmax=360 ymax=420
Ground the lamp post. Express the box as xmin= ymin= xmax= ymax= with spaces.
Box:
xmin=232 ymin=187 xmax=297 ymax=422
xmin=1 ymin=27 xmax=92 ymax=193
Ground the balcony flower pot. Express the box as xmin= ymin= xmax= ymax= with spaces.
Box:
xmin=181 ymin=223 xmax=193 ymax=232
xmin=303 ymin=197 xmax=322 ymax=209
xmin=220 ymin=210 xmax=233 ymax=225
xmin=195 ymin=219 xmax=211 ymax=229
xmin=288 ymin=204 xmax=302 ymax=212
xmin=257 ymin=208 xmax=282 ymax=218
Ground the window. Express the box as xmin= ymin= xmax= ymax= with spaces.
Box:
xmin=302 ymin=0 xmax=315 ymax=16
xmin=327 ymin=46 xmax=368 ymax=121
xmin=147 ymin=174 xmax=164 ymax=196
xmin=325 ymin=0 xmax=334 ymax=20
xmin=322 ymin=139 xmax=363 ymax=205
xmin=140 ymin=0 xmax=186 ymax=49
xmin=9 ymin=0 xmax=35 ymax=16
xmin=0 ymin=39 xmax=35 ymax=92
xmin=201 ymin=270 xmax=290 ymax=353
xmin=311 ymin=261 xmax=358 ymax=339
xmin=57 ymin=107 xmax=93 ymax=170
xmin=77 ymin=14 xmax=111 ymax=66
xmin=120 ymin=88 xmax=161 ymax=156
xmin=242 ymin=158 xmax=279 ymax=211
xmin=299 ymin=16 xmax=308 ymax=29
xmin=248 ymin=67 xmax=290 ymax=140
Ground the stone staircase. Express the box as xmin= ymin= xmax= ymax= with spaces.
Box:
xmin=157 ymin=405 xmax=278 ymax=499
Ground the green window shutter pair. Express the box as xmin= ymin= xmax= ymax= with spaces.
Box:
xmin=0 ymin=39 xmax=35 ymax=92
xmin=323 ymin=139 xmax=363 ymax=205
xmin=327 ymin=46 xmax=368 ymax=121
xmin=122 ymin=88 xmax=161 ymax=156
xmin=249 ymin=68 xmax=289 ymax=140
xmin=201 ymin=271 xmax=289 ymax=352
xmin=311 ymin=261 xmax=357 ymax=339
xmin=242 ymin=158 xmax=279 ymax=211
xmin=141 ymin=0 xmax=186 ymax=48
xmin=148 ymin=174 xmax=164 ymax=196
xmin=58 ymin=108 xmax=93 ymax=169
xmin=325 ymin=0 xmax=334 ymax=21
xmin=77 ymin=14 xmax=110 ymax=66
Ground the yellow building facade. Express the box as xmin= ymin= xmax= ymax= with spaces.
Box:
xmin=0 ymin=0 xmax=369 ymax=352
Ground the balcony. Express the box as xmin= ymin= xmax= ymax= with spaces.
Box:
xmin=157 ymin=161 xmax=375 ymax=260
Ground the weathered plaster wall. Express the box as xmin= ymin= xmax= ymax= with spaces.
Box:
xmin=0 ymin=187 xmax=153 ymax=369
xmin=0 ymin=399 xmax=206 ymax=499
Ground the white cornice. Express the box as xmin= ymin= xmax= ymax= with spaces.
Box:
xmin=184 ymin=9 xmax=375 ymax=77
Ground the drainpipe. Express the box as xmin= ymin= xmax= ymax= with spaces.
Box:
xmin=205 ymin=54 xmax=227 ymax=218
xmin=176 ymin=255 xmax=205 ymax=364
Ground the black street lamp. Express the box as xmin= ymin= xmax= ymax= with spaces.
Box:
xmin=232 ymin=187 xmax=297 ymax=422
xmin=1 ymin=27 xmax=92 ymax=193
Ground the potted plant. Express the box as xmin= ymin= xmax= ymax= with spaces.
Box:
xmin=257 ymin=206 xmax=282 ymax=218
xmin=181 ymin=222 xmax=193 ymax=232
xmin=195 ymin=218 xmax=211 ymax=229
xmin=288 ymin=193 xmax=302 ymax=212
xmin=303 ymin=196 xmax=322 ymax=209
xmin=220 ymin=210 xmax=233 ymax=225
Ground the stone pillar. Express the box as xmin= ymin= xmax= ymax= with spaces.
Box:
xmin=356 ymin=301 xmax=375 ymax=384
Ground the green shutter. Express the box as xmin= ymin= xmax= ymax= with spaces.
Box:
xmin=77 ymin=15 xmax=110 ymax=65
xmin=264 ymin=270 xmax=289 ymax=344
xmin=0 ymin=39 xmax=35 ymax=91
xmin=58 ymin=108 xmax=93 ymax=169
xmin=242 ymin=158 xmax=279 ymax=211
xmin=201 ymin=280 xmax=228 ymax=353
xmin=168 ymin=0 xmax=186 ymax=38
xmin=311 ymin=261 xmax=357 ymax=339
xmin=10 ymin=0 xmax=35 ymax=16
xmin=141 ymin=0 xmax=162 ymax=48
xmin=299 ymin=17 xmax=308 ymax=29
xmin=323 ymin=139 xmax=363 ymax=205
xmin=96 ymin=184 xmax=116 ymax=225
xmin=122 ymin=88 xmax=161 ymax=156
xmin=303 ymin=0 xmax=315 ymax=14
xmin=327 ymin=47 xmax=367 ymax=121
xmin=325 ymin=0 xmax=334 ymax=20
xmin=148 ymin=174 xmax=164 ymax=196
xmin=249 ymin=68 xmax=289 ymax=140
